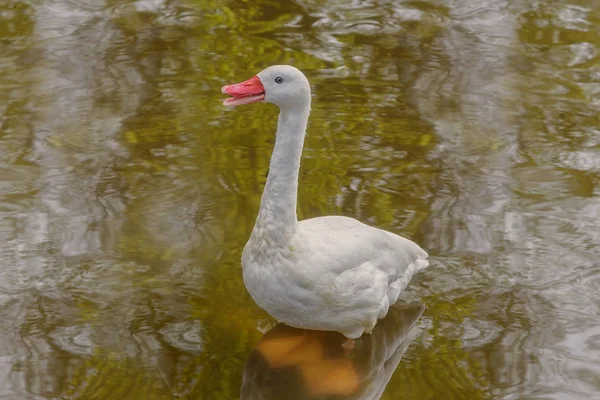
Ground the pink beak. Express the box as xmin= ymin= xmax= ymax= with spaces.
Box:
xmin=222 ymin=75 xmax=266 ymax=106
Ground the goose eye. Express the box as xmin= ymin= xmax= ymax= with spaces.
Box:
xmin=274 ymin=77 xmax=284 ymax=84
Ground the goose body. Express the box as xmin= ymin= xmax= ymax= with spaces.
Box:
xmin=222 ymin=65 xmax=429 ymax=339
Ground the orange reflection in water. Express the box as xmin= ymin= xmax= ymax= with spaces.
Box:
xmin=242 ymin=303 xmax=425 ymax=400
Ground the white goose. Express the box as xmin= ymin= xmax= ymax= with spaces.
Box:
xmin=222 ymin=65 xmax=429 ymax=343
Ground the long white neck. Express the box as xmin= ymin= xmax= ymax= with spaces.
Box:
xmin=254 ymin=103 xmax=310 ymax=243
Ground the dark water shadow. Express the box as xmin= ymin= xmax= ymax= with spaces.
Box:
xmin=241 ymin=303 xmax=425 ymax=400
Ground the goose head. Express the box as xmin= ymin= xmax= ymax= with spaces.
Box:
xmin=222 ymin=65 xmax=311 ymax=110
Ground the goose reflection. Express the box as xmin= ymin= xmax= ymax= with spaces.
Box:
xmin=241 ymin=303 xmax=425 ymax=400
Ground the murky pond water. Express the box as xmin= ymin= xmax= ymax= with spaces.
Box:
xmin=1 ymin=0 xmax=599 ymax=398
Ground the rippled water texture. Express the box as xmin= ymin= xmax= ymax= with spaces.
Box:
xmin=1 ymin=0 xmax=599 ymax=398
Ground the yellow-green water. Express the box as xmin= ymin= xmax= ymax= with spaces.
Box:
xmin=1 ymin=0 xmax=599 ymax=398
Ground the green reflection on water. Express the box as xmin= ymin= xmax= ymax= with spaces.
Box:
xmin=1 ymin=0 xmax=599 ymax=399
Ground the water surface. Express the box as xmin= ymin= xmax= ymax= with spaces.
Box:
xmin=1 ymin=0 xmax=599 ymax=398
